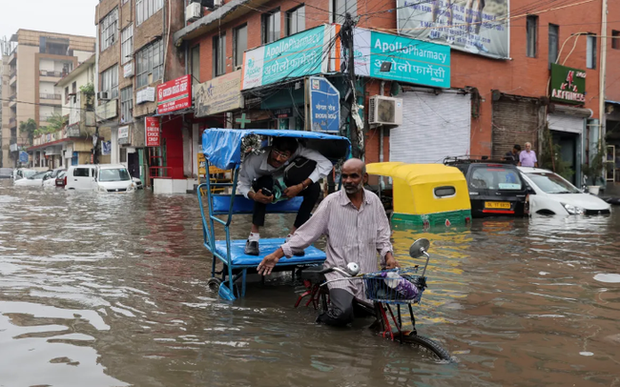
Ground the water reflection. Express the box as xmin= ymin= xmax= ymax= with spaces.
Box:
xmin=1 ymin=181 xmax=619 ymax=386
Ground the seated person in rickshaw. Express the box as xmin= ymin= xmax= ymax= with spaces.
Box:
xmin=257 ymin=159 xmax=399 ymax=326
xmin=238 ymin=137 xmax=332 ymax=256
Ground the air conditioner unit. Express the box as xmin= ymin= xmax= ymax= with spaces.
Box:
xmin=186 ymin=2 xmax=203 ymax=23
xmin=213 ymin=0 xmax=223 ymax=6
xmin=97 ymin=91 xmax=110 ymax=101
xmin=368 ymin=96 xmax=403 ymax=125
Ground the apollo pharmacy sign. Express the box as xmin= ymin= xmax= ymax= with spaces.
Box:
xmin=550 ymin=63 xmax=586 ymax=105
xmin=352 ymin=29 xmax=450 ymax=88
xmin=241 ymin=25 xmax=336 ymax=90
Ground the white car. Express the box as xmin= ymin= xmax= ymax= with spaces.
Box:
xmin=518 ymin=167 xmax=611 ymax=216
xmin=65 ymin=164 xmax=136 ymax=193
xmin=12 ymin=168 xmax=36 ymax=181
xmin=14 ymin=170 xmax=52 ymax=187
xmin=42 ymin=169 xmax=66 ymax=188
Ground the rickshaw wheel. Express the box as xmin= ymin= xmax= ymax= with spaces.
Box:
xmin=206 ymin=277 xmax=222 ymax=293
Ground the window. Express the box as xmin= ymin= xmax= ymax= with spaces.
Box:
xmin=526 ymin=15 xmax=538 ymax=58
xmin=136 ymin=0 xmax=164 ymax=26
xmin=136 ymin=40 xmax=163 ymax=88
xmin=470 ymin=167 xmax=522 ymax=190
xmin=587 ymin=34 xmax=597 ymax=69
xmin=121 ymin=25 xmax=133 ymax=64
xmin=434 ymin=186 xmax=456 ymax=198
xmin=190 ymin=45 xmax=200 ymax=84
xmin=121 ymin=86 xmax=133 ymax=123
xmin=263 ymin=9 xmax=281 ymax=44
xmin=548 ymin=24 xmax=559 ymax=67
xmin=101 ymin=65 xmax=119 ymax=100
xmin=100 ymin=8 xmax=118 ymax=52
xmin=287 ymin=6 xmax=306 ymax=36
xmin=73 ymin=168 xmax=91 ymax=177
xmin=333 ymin=0 xmax=357 ymax=24
xmin=213 ymin=34 xmax=226 ymax=77
xmin=233 ymin=24 xmax=247 ymax=69
xmin=65 ymin=87 xmax=69 ymax=104
xmin=612 ymin=30 xmax=620 ymax=50
xmin=72 ymin=82 xmax=77 ymax=94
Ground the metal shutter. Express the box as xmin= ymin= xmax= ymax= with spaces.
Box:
xmin=389 ymin=91 xmax=471 ymax=164
xmin=548 ymin=113 xmax=583 ymax=134
xmin=491 ymin=97 xmax=542 ymax=158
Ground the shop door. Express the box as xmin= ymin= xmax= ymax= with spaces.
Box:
xmin=390 ymin=91 xmax=471 ymax=163
xmin=552 ymin=131 xmax=578 ymax=184
xmin=128 ymin=152 xmax=140 ymax=178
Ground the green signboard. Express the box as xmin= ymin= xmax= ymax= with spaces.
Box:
xmin=550 ymin=63 xmax=586 ymax=105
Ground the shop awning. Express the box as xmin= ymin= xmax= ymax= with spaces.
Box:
xmin=152 ymin=108 xmax=194 ymax=118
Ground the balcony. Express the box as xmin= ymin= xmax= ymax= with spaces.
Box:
xmin=9 ymin=118 xmax=17 ymax=128
xmin=8 ymin=94 xmax=17 ymax=109
xmin=39 ymin=93 xmax=62 ymax=105
xmin=39 ymin=70 xmax=65 ymax=82
xmin=9 ymin=74 xmax=17 ymax=86
xmin=8 ymin=51 xmax=16 ymax=65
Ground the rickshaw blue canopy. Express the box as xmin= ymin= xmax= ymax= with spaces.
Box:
xmin=202 ymin=129 xmax=351 ymax=170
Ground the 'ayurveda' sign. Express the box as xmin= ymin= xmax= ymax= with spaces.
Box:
xmin=550 ymin=63 xmax=586 ymax=105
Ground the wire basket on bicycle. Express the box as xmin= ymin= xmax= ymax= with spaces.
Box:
xmin=363 ymin=267 xmax=427 ymax=305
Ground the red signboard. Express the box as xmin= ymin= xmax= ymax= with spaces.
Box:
xmin=157 ymin=74 xmax=192 ymax=114
xmin=145 ymin=117 xmax=160 ymax=147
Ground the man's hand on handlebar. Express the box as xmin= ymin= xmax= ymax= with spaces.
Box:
xmin=250 ymin=189 xmax=274 ymax=204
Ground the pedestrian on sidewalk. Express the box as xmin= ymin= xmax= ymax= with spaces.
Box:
xmin=518 ymin=142 xmax=538 ymax=167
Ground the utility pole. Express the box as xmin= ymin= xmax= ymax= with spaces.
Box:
xmin=342 ymin=13 xmax=361 ymax=158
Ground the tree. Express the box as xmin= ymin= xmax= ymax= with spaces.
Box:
xmin=80 ymin=83 xmax=95 ymax=109
xmin=36 ymin=113 xmax=67 ymax=136
xmin=19 ymin=119 xmax=37 ymax=145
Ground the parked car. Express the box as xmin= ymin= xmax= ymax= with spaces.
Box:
xmin=444 ymin=158 xmax=528 ymax=218
xmin=65 ymin=164 xmax=136 ymax=192
xmin=132 ymin=177 xmax=143 ymax=190
xmin=518 ymin=167 xmax=611 ymax=215
xmin=12 ymin=168 xmax=36 ymax=181
xmin=42 ymin=168 xmax=66 ymax=188
xmin=56 ymin=170 xmax=67 ymax=188
xmin=0 ymin=168 xmax=13 ymax=179
xmin=14 ymin=170 xmax=53 ymax=186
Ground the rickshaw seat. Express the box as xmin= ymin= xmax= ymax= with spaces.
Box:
xmin=213 ymin=238 xmax=326 ymax=267
xmin=210 ymin=195 xmax=303 ymax=214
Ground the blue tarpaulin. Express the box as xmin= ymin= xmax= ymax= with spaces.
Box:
xmin=202 ymin=129 xmax=351 ymax=170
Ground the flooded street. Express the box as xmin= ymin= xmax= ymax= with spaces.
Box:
xmin=1 ymin=181 xmax=619 ymax=387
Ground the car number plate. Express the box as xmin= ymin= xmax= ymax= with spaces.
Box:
xmin=485 ymin=201 xmax=511 ymax=209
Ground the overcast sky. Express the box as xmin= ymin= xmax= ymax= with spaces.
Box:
xmin=0 ymin=0 xmax=99 ymax=42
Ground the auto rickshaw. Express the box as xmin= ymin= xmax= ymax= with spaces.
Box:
xmin=366 ymin=162 xmax=471 ymax=229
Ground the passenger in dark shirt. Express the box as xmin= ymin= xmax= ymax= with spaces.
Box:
xmin=504 ymin=144 xmax=521 ymax=165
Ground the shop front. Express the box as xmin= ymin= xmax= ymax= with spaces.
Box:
xmin=548 ymin=64 xmax=590 ymax=184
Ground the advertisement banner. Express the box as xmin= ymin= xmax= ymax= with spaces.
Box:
xmin=101 ymin=141 xmax=111 ymax=156
xmin=242 ymin=25 xmax=333 ymax=90
xmin=195 ymin=70 xmax=244 ymax=117
xmin=396 ymin=0 xmax=509 ymax=59
xmin=157 ymin=74 xmax=192 ymax=114
xmin=308 ymin=77 xmax=340 ymax=133
xmin=353 ymin=29 xmax=450 ymax=88
xmin=550 ymin=63 xmax=586 ymax=105
xmin=145 ymin=117 xmax=160 ymax=147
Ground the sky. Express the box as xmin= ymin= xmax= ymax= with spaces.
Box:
xmin=0 ymin=0 xmax=99 ymax=42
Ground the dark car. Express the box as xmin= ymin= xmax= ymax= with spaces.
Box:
xmin=444 ymin=158 xmax=529 ymax=218
xmin=55 ymin=170 xmax=67 ymax=187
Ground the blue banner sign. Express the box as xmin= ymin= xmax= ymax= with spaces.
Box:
xmin=353 ymin=29 xmax=451 ymax=88
xmin=19 ymin=151 xmax=28 ymax=164
xmin=242 ymin=25 xmax=335 ymax=90
xmin=308 ymin=77 xmax=340 ymax=133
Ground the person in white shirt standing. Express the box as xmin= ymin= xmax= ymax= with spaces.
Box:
xmin=238 ymin=137 xmax=332 ymax=256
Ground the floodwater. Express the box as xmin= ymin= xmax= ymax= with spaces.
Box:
xmin=1 ymin=180 xmax=619 ymax=387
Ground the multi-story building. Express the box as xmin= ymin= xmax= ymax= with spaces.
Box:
xmin=94 ymin=0 xmax=187 ymax=189
xmin=26 ymin=54 xmax=104 ymax=167
xmin=168 ymin=0 xmax=620 ymax=189
xmin=0 ymin=30 xmax=95 ymax=168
